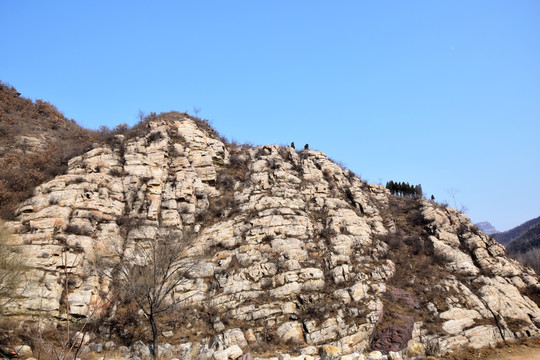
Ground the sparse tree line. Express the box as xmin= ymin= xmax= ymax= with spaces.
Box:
xmin=385 ymin=180 xmax=423 ymax=197
xmin=510 ymin=248 xmax=540 ymax=275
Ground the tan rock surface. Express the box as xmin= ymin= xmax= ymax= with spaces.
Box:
xmin=3 ymin=112 xmax=540 ymax=358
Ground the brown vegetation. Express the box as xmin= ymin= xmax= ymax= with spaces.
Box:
xmin=0 ymin=221 xmax=27 ymax=312
xmin=94 ymin=228 xmax=198 ymax=358
xmin=510 ymin=248 xmax=540 ymax=275
xmin=0 ymin=82 xmax=101 ymax=219
xmin=372 ymin=196 xmax=449 ymax=351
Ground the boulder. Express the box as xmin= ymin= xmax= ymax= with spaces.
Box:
xmin=320 ymin=345 xmax=342 ymax=359
xmin=212 ymin=345 xmax=243 ymax=360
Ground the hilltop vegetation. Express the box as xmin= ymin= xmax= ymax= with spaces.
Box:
xmin=0 ymin=82 xmax=223 ymax=220
xmin=385 ymin=181 xmax=423 ymax=197
xmin=0 ymin=82 xmax=101 ymax=219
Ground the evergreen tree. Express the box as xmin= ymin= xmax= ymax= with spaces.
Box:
xmin=386 ymin=180 xmax=424 ymax=198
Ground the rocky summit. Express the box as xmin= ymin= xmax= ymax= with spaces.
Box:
xmin=3 ymin=112 xmax=540 ymax=359
xmin=475 ymin=222 xmax=498 ymax=236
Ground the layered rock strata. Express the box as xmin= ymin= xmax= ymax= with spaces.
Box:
xmin=5 ymin=112 xmax=540 ymax=358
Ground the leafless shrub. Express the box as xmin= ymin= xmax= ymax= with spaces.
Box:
xmin=319 ymin=227 xmax=337 ymax=243
xmin=0 ymin=222 xmax=29 ymax=312
xmin=197 ymin=195 xmax=239 ymax=223
xmin=64 ymin=224 xmax=92 ymax=237
xmin=255 ymin=147 xmax=270 ymax=158
xmin=267 ymin=157 xmax=280 ymax=170
xmin=147 ymin=131 xmax=164 ymax=143
xmin=109 ymin=168 xmax=123 ymax=177
xmin=229 ymin=154 xmax=248 ymax=169
xmin=404 ymin=235 xmax=427 ymax=255
xmin=262 ymin=235 xmax=275 ymax=243
xmin=422 ymin=336 xmax=440 ymax=357
xmin=217 ymin=173 xmax=235 ymax=189
xmin=222 ymin=152 xmax=250 ymax=183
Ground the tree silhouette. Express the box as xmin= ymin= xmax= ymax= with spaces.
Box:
xmin=96 ymin=229 xmax=197 ymax=358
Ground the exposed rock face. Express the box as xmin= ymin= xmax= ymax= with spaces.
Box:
xmin=4 ymin=112 xmax=540 ymax=358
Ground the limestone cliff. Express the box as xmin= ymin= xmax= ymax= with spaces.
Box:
xmin=4 ymin=112 xmax=540 ymax=358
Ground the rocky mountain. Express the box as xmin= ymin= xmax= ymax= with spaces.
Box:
xmin=475 ymin=222 xmax=498 ymax=236
xmin=1 ymin=95 xmax=540 ymax=359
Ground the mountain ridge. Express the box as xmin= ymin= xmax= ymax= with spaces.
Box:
xmin=493 ymin=216 xmax=540 ymax=247
xmin=1 ymin=85 xmax=540 ymax=359
xmin=493 ymin=216 xmax=540 ymax=276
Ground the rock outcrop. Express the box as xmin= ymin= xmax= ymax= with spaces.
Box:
xmin=3 ymin=112 xmax=540 ymax=358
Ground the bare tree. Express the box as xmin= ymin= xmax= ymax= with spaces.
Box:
xmin=510 ymin=248 xmax=540 ymax=275
xmin=137 ymin=110 xmax=147 ymax=122
xmin=446 ymin=187 xmax=459 ymax=210
xmin=101 ymin=228 xmax=197 ymax=358
xmin=31 ymin=251 xmax=106 ymax=360
xmin=446 ymin=188 xmax=469 ymax=213
xmin=0 ymin=221 xmax=27 ymax=313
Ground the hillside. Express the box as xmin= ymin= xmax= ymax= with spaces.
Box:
xmin=0 ymin=82 xmax=100 ymax=219
xmin=1 ymin=86 xmax=540 ymax=359
xmin=506 ymin=221 xmax=540 ymax=254
xmin=493 ymin=216 xmax=540 ymax=275
xmin=0 ymin=82 xmax=182 ymax=220
xmin=493 ymin=216 xmax=540 ymax=248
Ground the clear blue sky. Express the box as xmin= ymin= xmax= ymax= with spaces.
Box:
xmin=1 ymin=1 xmax=539 ymax=231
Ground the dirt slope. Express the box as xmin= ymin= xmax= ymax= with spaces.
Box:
xmin=437 ymin=338 xmax=540 ymax=360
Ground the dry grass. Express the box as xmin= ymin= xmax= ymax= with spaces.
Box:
xmin=372 ymin=195 xmax=452 ymax=346
xmin=440 ymin=337 xmax=540 ymax=360
xmin=0 ymin=82 xmax=104 ymax=219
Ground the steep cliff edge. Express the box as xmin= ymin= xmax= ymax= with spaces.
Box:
xmin=4 ymin=112 xmax=540 ymax=358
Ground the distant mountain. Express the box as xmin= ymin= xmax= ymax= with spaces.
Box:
xmin=475 ymin=221 xmax=498 ymax=235
xmin=493 ymin=216 xmax=540 ymax=248
xmin=493 ymin=216 xmax=540 ymax=275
